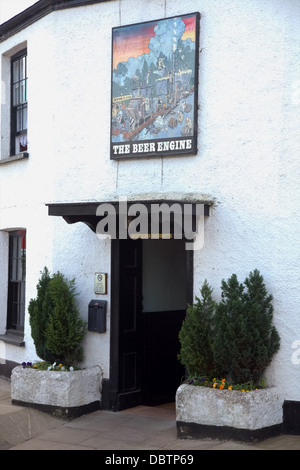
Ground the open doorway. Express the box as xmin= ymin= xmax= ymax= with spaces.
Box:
xmin=109 ymin=237 xmax=192 ymax=411
xmin=142 ymin=239 xmax=186 ymax=405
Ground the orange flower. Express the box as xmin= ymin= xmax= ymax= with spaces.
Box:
xmin=219 ymin=384 xmax=224 ymax=390
xmin=228 ymin=386 xmax=233 ymax=390
xmin=222 ymin=378 xmax=226 ymax=383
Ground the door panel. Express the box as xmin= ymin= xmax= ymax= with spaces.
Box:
xmin=118 ymin=239 xmax=143 ymax=407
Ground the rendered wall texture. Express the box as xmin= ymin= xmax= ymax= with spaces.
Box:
xmin=0 ymin=0 xmax=299 ymax=400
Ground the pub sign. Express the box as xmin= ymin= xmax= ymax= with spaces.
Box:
xmin=111 ymin=13 xmax=200 ymax=159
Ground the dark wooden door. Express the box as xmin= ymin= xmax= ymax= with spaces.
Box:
xmin=117 ymin=238 xmax=143 ymax=409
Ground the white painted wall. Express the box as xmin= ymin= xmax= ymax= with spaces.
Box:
xmin=0 ymin=0 xmax=299 ymax=400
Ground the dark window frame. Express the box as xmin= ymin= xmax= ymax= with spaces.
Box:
xmin=7 ymin=230 xmax=26 ymax=332
xmin=10 ymin=49 xmax=27 ymax=156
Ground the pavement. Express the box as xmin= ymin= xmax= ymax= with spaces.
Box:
xmin=1 ymin=377 xmax=300 ymax=451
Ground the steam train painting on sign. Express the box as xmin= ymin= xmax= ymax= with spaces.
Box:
xmin=111 ymin=13 xmax=199 ymax=158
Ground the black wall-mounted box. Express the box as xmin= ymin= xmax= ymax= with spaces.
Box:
xmin=88 ymin=300 xmax=107 ymax=333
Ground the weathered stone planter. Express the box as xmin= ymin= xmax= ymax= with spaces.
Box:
xmin=176 ymin=384 xmax=284 ymax=442
xmin=11 ymin=365 xmax=102 ymax=419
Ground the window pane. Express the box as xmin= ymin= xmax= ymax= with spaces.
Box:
xmin=16 ymin=106 xmax=27 ymax=132
xmin=20 ymin=79 xmax=27 ymax=103
xmin=13 ymin=60 xmax=19 ymax=83
xmin=16 ymin=108 xmax=22 ymax=131
xmin=11 ymin=257 xmax=17 ymax=281
xmin=10 ymin=235 xmax=26 ymax=281
xmin=23 ymin=106 xmax=27 ymax=130
xmin=20 ymin=56 xmax=26 ymax=80
xmin=10 ymin=237 xmax=17 ymax=281
xmin=19 ymin=282 xmax=26 ymax=328
xmin=17 ymin=255 xmax=23 ymax=281
xmin=13 ymin=83 xmax=20 ymax=105
xmin=13 ymin=81 xmax=27 ymax=106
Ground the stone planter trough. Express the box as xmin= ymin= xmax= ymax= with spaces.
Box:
xmin=176 ymin=384 xmax=284 ymax=442
xmin=11 ymin=365 xmax=102 ymax=419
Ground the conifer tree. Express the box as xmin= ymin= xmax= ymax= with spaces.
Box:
xmin=29 ymin=268 xmax=87 ymax=367
xmin=242 ymin=269 xmax=280 ymax=383
xmin=213 ymin=270 xmax=280 ymax=384
xmin=212 ymin=273 xmax=245 ymax=382
xmin=178 ymin=280 xmax=216 ymax=377
xmin=28 ymin=267 xmax=56 ymax=363
xmin=45 ymin=272 xmax=87 ymax=367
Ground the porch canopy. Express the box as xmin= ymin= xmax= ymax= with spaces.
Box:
xmin=46 ymin=196 xmax=212 ymax=238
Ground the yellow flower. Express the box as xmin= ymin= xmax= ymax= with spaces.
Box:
xmin=33 ymin=364 xmax=38 ymax=369
xmin=228 ymin=386 xmax=233 ymax=390
xmin=241 ymin=389 xmax=245 ymax=392
xmin=59 ymin=364 xmax=63 ymax=368
xmin=213 ymin=383 xmax=218 ymax=388
xmin=213 ymin=378 xmax=216 ymax=382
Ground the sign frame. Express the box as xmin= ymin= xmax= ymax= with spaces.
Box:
xmin=110 ymin=12 xmax=200 ymax=160
xmin=94 ymin=273 xmax=108 ymax=295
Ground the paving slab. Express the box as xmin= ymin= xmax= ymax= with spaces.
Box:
xmin=0 ymin=377 xmax=62 ymax=449
xmin=1 ymin=378 xmax=300 ymax=451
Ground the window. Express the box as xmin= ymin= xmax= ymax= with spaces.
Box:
xmin=7 ymin=230 xmax=26 ymax=331
xmin=11 ymin=50 xmax=27 ymax=155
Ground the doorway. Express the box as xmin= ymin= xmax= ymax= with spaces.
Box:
xmin=109 ymin=237 xmax=193 ymax=411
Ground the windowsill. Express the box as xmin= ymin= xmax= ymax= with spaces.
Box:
xmin=0 ymin=153 xmax=29 ymax=165
xmin=0 ymin=331 xmax=25 ymax=347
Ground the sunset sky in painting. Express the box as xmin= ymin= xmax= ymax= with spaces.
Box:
xmin=113 ymin=23 xmax=156 ymax=69
xmin=113 ymin=15 xmax=196 ymax=70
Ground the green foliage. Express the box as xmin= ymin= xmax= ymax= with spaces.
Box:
xmin=178 ymin=280 xmax=216 ymax=376
xmin=242 ymin=269 xmax=280 ymax=381
xmin=178 ymin=270 xmax=281 ymax=386
xmin=213 ymin=270 xmax=280 ymax=383
xmin=28 ymin=267 xmax=56 ymax=363
xmin=212 ymin=273 xmax=247 ymax=382
xmin=45 ymin=272 xmax=87 ymax=367
xmin=28 ymin=268 xmax=87 ymax=367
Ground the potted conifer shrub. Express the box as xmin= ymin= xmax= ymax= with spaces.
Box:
xmin=11 ymin=268 xmax=102 ymax=419
xmin=176 ymin=270 xmax=283 ymax=442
